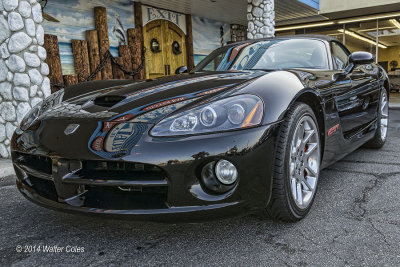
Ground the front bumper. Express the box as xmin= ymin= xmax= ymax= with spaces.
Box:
xmin=11 ymin=120 xmax=279 ymax=221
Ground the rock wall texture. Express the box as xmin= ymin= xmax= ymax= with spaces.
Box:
xmin=247 ymin=0 xmax=275 ymax=39
xmin=0 ymin=0 xmax=49 ymax=158
xmin=231 ymin=24 xmax=247 ymax=43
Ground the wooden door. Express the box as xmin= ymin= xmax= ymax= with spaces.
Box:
xmin=143 ymin=20 xmax=165 ymax=79
xmin=164 ymin=21 xmax=186 ymax=77
xmin=143 ymin=20 xmax=187 ymax=79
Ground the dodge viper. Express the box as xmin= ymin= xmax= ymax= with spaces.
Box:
xmin=11 ymin=35 xmax=389 ymax=222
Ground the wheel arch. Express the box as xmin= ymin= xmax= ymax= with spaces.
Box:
xmin=286 ymin=90 xmax=326 ymax=162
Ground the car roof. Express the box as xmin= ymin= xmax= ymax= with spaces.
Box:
xmin=226 ymin=34 xmax=338 ymax=47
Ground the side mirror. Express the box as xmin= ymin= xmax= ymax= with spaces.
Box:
xmin=349 ymin=51 xmax=374 ymax=65
xmin=175 ymin=66 xmax=188 ymax=74
xmin=333 ymin=52 xmax=374 ymax=81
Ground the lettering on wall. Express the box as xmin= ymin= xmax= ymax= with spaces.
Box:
xmin=142 ymin=5 xmax=186 ymax=34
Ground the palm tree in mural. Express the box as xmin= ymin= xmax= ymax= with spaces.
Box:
xmin=39 ymin=0 xmax=60 ymax=22
xmin=112 ymin=12 xmax=127 ymax=45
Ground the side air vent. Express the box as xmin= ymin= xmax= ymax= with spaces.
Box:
xmin=94 ymin=95 xmax=126 ymax=107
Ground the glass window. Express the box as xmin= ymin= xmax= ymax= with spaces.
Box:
xmin=194 ymin=39 xmax=329 ymax=71
xmin=197 ymin=49 xmax=229 ymax=71
xmin=331 ymin=42 xmax=350 ymax=70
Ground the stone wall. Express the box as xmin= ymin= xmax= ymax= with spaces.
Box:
xmin=230 ymin=24 xmax=247 ymax=43
xmin=247 ymin=0 xmax=275 ymax=39
xmin=0 ymin=0 xmax=49 ymax=158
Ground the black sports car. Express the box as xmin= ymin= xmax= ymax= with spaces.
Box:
xmin=12 ymin=35 xmax=389 ymax=222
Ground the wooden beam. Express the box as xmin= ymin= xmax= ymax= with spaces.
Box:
xmin=185 ymin=14 xmax=195 ymax=72
xmin=112 ymin=57 xmax=125 ymax=80
xmin=85 ymin=30 xmax=102 ymax=80
xmin=127 ymin=28 xmax=145 ymax=80
xmin=134 ymin=1 xmax=143 ymax=30
xmin=71 ymin=40 xmax=90 ymax=83
xmin=118 ymin=45 xmax=132 ymax=79
xmin=94 ymin=6 xmax=113 ymax=80
xmin=44 ymin=34 xmax=63 ymax=92
xmin=63 ymin=74 xmax=78 ymax=87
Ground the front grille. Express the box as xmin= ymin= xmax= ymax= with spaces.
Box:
xmin=21 ymin=158 xmax=169 ymax=210
xmin=77 ymin=160 xmax=166 ymax=181
xmin=83 ymin=186 xmax=168 ymax=210
xmin=16 ymin=153 xmax=52 ymax=174
xmin=28 ymin=176 xmax=58 ymax=201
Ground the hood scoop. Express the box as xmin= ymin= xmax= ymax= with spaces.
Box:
xmin=94 ymin=95 xmax=126 ymax=107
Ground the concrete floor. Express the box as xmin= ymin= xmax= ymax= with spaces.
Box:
xmin=0 ymin=110 xmax=399 ymax=266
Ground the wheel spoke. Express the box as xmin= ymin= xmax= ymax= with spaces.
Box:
xmin=302 ymin=129 xmax=314 ymax=145
xmin=296 ymin=182 xmax=303 ymax=205
xmin=305 ymin=143 xmax=317 ymax=155
xmin=295 ymin=124 xmax=305 ymax=148
xmin=291 ymin=178 xmax=297 ymax=200
xmin=305 ymin=161 xmax=318 ymax=176
xmin=288 ymin=114 xmax=320 ymax=209
xmin=300 ymin=178 xmax=312 ymax=191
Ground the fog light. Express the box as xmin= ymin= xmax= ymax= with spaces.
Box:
xmin=215 ymin=160 xmax=238 ymax=185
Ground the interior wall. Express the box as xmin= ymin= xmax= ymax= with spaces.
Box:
xmin=378 ymin=46 xmax=400 ymax=65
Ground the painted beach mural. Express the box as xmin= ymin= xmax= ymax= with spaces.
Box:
xmin=192 ymin=16 xmax=231 ymax=66
xmin=42 ymin=0 xmax=135 ymax=75
xmin=42 ymin=0 xmax=231 ymax=75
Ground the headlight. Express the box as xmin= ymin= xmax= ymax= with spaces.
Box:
xmin=20 ymin=89 xmax=64 ymax=131
xmin=150 ymin=94 xmax=263 ymax=136
xmin=20 ymin=104 xmax=42 ymax=131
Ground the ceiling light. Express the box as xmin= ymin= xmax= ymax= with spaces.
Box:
xmin=338 ymin=29 xmax=387 ymax=48
xmin=338 ymin=12 xmax=400 ymax=24
xmin=275 ymin=22 xmax=334 ymax=32
xmin=390 ymin=19 xmax=400 ymax=30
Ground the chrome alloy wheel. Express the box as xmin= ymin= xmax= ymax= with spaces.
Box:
xmin=380 ymin=90 xmax=389 ymax=141
xmin=289 ymin=115 xmax=320 ymax=209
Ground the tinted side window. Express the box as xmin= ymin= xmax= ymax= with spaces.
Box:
xmin=331 ymin=42 xmax=350 ymax=70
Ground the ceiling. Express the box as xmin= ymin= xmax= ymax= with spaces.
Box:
xmin=136 ymin=0 xmax=325 ymax=26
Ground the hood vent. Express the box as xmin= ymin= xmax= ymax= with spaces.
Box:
xmin=94 ymin=95 xmax=126 ymax=107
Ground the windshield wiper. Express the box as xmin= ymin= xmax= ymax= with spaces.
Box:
xmin=242 ymin=68 xmax=279 ymax=71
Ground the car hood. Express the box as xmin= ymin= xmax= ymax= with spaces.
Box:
xmin=45 ymin=71 xmax=266 ymax=123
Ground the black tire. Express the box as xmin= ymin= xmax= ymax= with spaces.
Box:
xmin=265 ymin=102 xmax=321 ymax=222
xmin=364 ymin=89 xmax=388 ymax=149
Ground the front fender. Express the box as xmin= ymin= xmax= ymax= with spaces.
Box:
xmin=238 ymin=70 xmax=324 ymax=125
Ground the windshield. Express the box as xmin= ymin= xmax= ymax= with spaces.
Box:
xmin=194 ymin=39 xmax=329 ymax=72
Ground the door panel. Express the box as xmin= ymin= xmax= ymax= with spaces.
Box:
xmin=164 ymin=22 xmax=186 ymax=76
xmin=335 ymin=65 xmax=380 ymax=137
xmin=143 ymin=20 xmax=165 ymax=79
xmin=349 ymin=64 xmax=380 ymax=127
xmin=143 ymin=20 xmax=187 ymax=79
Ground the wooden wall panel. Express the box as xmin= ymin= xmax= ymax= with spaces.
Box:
xmin=94 ymin=6 xmax=113 ymax=80
xmin=71 ymin=40 xmax=90 ymax=82
xmin=112 ymin=58 xmax=125 ymax=80
xmin=127 ymin=28 xmax=145 ymax=80
xmin=85 ymin=30 xmax=102 ymax=80
xmin=185 ymin=14 xmax=195 ymax=72
xmin=63 ymin=74 xmax=78 ymax=86
xmin=118 ymin=45 xmax=132 ymax=79
xmin=44 ymin=34 xmax=63 ymax=92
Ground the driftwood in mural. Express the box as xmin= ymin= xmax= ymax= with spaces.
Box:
xmin=132 ymin=2 xmax=146 ymax=80
xmin=85 ymin=30 xmax=102 ymax=80
xmin=127 ymin=28 xmax=145 ymax=80
xmin=185 ymin=14 xmax=195 ymax=72
xmin=44 ymin=34 xmax=63 ymax=92
xmin=94 ymin=6 xmax=113 ymax=80
xmin=118 ymin=45 xmax=132 ymax=79
xmin=71 ymin=40 xmax=90 ymax=83
xmin=63 ymin=74 xmax=78 ymax=86
xmin=112 ymin=58 xmax=125 ymax=80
